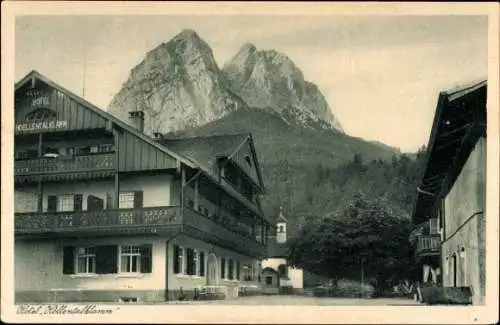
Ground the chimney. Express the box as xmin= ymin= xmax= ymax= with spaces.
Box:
xmin=153 ymin=132 xmax=163 ymax=142
xmin=128 ymin=111 xmax=145 ymax=133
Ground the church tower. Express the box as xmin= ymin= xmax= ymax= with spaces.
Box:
xmin=276 ymin=207 xmax=287 ymax=244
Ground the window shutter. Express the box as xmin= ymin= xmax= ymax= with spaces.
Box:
xmin=199 ymin=252 xmax=205 ymax=276
xmin=74 ymin=194 xmax=83 ymax=211
xmin=173 ymin=245 xmax=181 ymax=274
xmin=88 ymin=195 xmax=104 ymax=211
xmin=47 ymin=195 xmax=57 ymax=212
xmin=140 ymin=244 xmax=153 ymax=273
xmin=95 ymin=245 xmax=118 ymax=274
xmin=220 ymin=258 xmax=226 ymax=279
xmin=62 ymin=246 xmax=75 ymax=274
xmin=133 ymin=191 xmax=143 ymax=209
xmin=106 ymin=193 xmax=114 ymax=209
xmin=186 ymin=248 xmax=195 ymax=275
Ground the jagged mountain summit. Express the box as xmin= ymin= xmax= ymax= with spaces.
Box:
xmin=107 ymin=29 xmax=248 ymax=134
xmin=107 ymin=29 xmax=344 ymax=134
xmin=222 ymin=43 xmax=344 ymax=133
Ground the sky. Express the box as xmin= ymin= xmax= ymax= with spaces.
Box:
xmin=15 ymin=15 xmax=488 ymax=152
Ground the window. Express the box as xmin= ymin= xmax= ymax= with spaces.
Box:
xmin=186 ymin=248 xmax=196 ymax=275
xmin=76 ymin=247 xmax=96 ymax=274
xmin=278 ymin=225 xmax=284 ymax=233
xmin=429 ymin=219 xmax=438 ymax=235
xmin=120 ymin=245 xmax=141 ymax=273
xmin=75 ymin=146 xmax=91 ymax=155
xmin=459 ymin=248 xmax=467 ymax=286
xmin=119 ymin=192 xmax=135 ymax=209
xmin=198 ymin=251 xmax=205 ymax=276
xmin=236 ymin=261 xmax=240 ymax=280
xmin=220 ymin=258 xmax=226 ymax=279
xmin=64 ymin=245 xmax=121 ymax=275
xmin=90 ymin=146 xmax=99 ymax=153
xmin=99 ymin=144 xmax=114 ymax=153
xmin=243 ymin=263 xmax=253 ymax=281
xmin=228 ymin=259 xmax=234 ymax=280
xmin=265 ymin=276 xmax=273 ymax=285
xmin=187 ymin=198 xmax=194 ymax=209
xmin=174 ymin=245 xmax=184 ymax=274
xmin=58 ymin=194 xmax=74 ymax=212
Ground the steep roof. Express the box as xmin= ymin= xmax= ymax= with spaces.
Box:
xmin=161 ymin=134 xmax=249 ymax=175
xmin=411 ymin=79 xmax=487 ymax=224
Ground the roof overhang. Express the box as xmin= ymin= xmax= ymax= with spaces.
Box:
xmin=411 ymin=80 xmax=487 ymax=224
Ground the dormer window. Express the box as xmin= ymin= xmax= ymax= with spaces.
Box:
xmin=278 ymin=225 xmax=284 ymax=233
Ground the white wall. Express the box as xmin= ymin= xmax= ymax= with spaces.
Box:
xmin=261 ymin=257 xmax=303 ymax=289
xmin=120 ymin=174 xmax=172 ymax=207
xmin=15 ymin=236 xmax=167 ymax=292
xmin=442 ymin=137 xmax=486 ymax=305
xmin=288 ymin=267 xmax=304 ymax=289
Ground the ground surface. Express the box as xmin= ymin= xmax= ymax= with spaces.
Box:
xmin=166 ymin=295 xmax=422 ymax=306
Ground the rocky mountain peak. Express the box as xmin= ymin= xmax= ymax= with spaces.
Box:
xmin=222 ymin=44 xmax=343 ymax=132
xmin=107 ymin=29 xmax=343 ymax=135
xmin=107 ymin=30 xmax=246 ymax=135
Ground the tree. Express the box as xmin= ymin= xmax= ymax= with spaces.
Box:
xmin=287 ymin=194 xmax=417 ymax=294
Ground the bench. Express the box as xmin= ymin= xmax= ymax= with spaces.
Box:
xmin=418 ymin=286 xmax=473 ymax=305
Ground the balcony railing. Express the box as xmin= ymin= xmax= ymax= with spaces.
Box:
xmin=15 ymin=205 xmax=267 ymax=257
xmin=15 ymin=206 xmax=181 ymax=235
xmin=14 ymin=153 xmax=115 ymax=175
xmin=416 ymin=234 xmax=441 ymax=255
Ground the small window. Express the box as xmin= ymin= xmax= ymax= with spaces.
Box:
xmin=75 ymin=146 xmax=91 ymax=155
xmin=228 ymin=259 xmax=234 ymax=280
xmin=119 ymin=192 xmax=135 ymax=209
xmin=90 ymin=146 xmax=99 ymax=153
xmin=174 ymin=245 xmax=184 ymax=274
xmin=76 ymin=247 xmax=96 ymax=274
xmin=186 ymin=248 xmax=196 ymax=276
xmin=198 ymin=251 xmax=205 ymax=276
xmin=58 ymin=194 xmax=74 ymax=212
xmin=220 ymin=258 xmax=226 ymax=279
xmin=120 ymin=245 xmax=141 ymax=273
xmin=99 ymin=144 xmax=114 ymax=153
xmin=265 ymin=276 xmax=273 ymax=285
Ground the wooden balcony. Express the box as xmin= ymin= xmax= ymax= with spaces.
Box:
xmin=416 ymin=234 xmax=441 ymax=256
xmin=15 ymin=206 xmax=182 ymax=237
xmin=14 ymin=153 xmax=115 ymax=182
xmin=14 ymin=206 xmax=267 ymax=258
xmin=182 ymin=207 xmax=267 ymax=258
